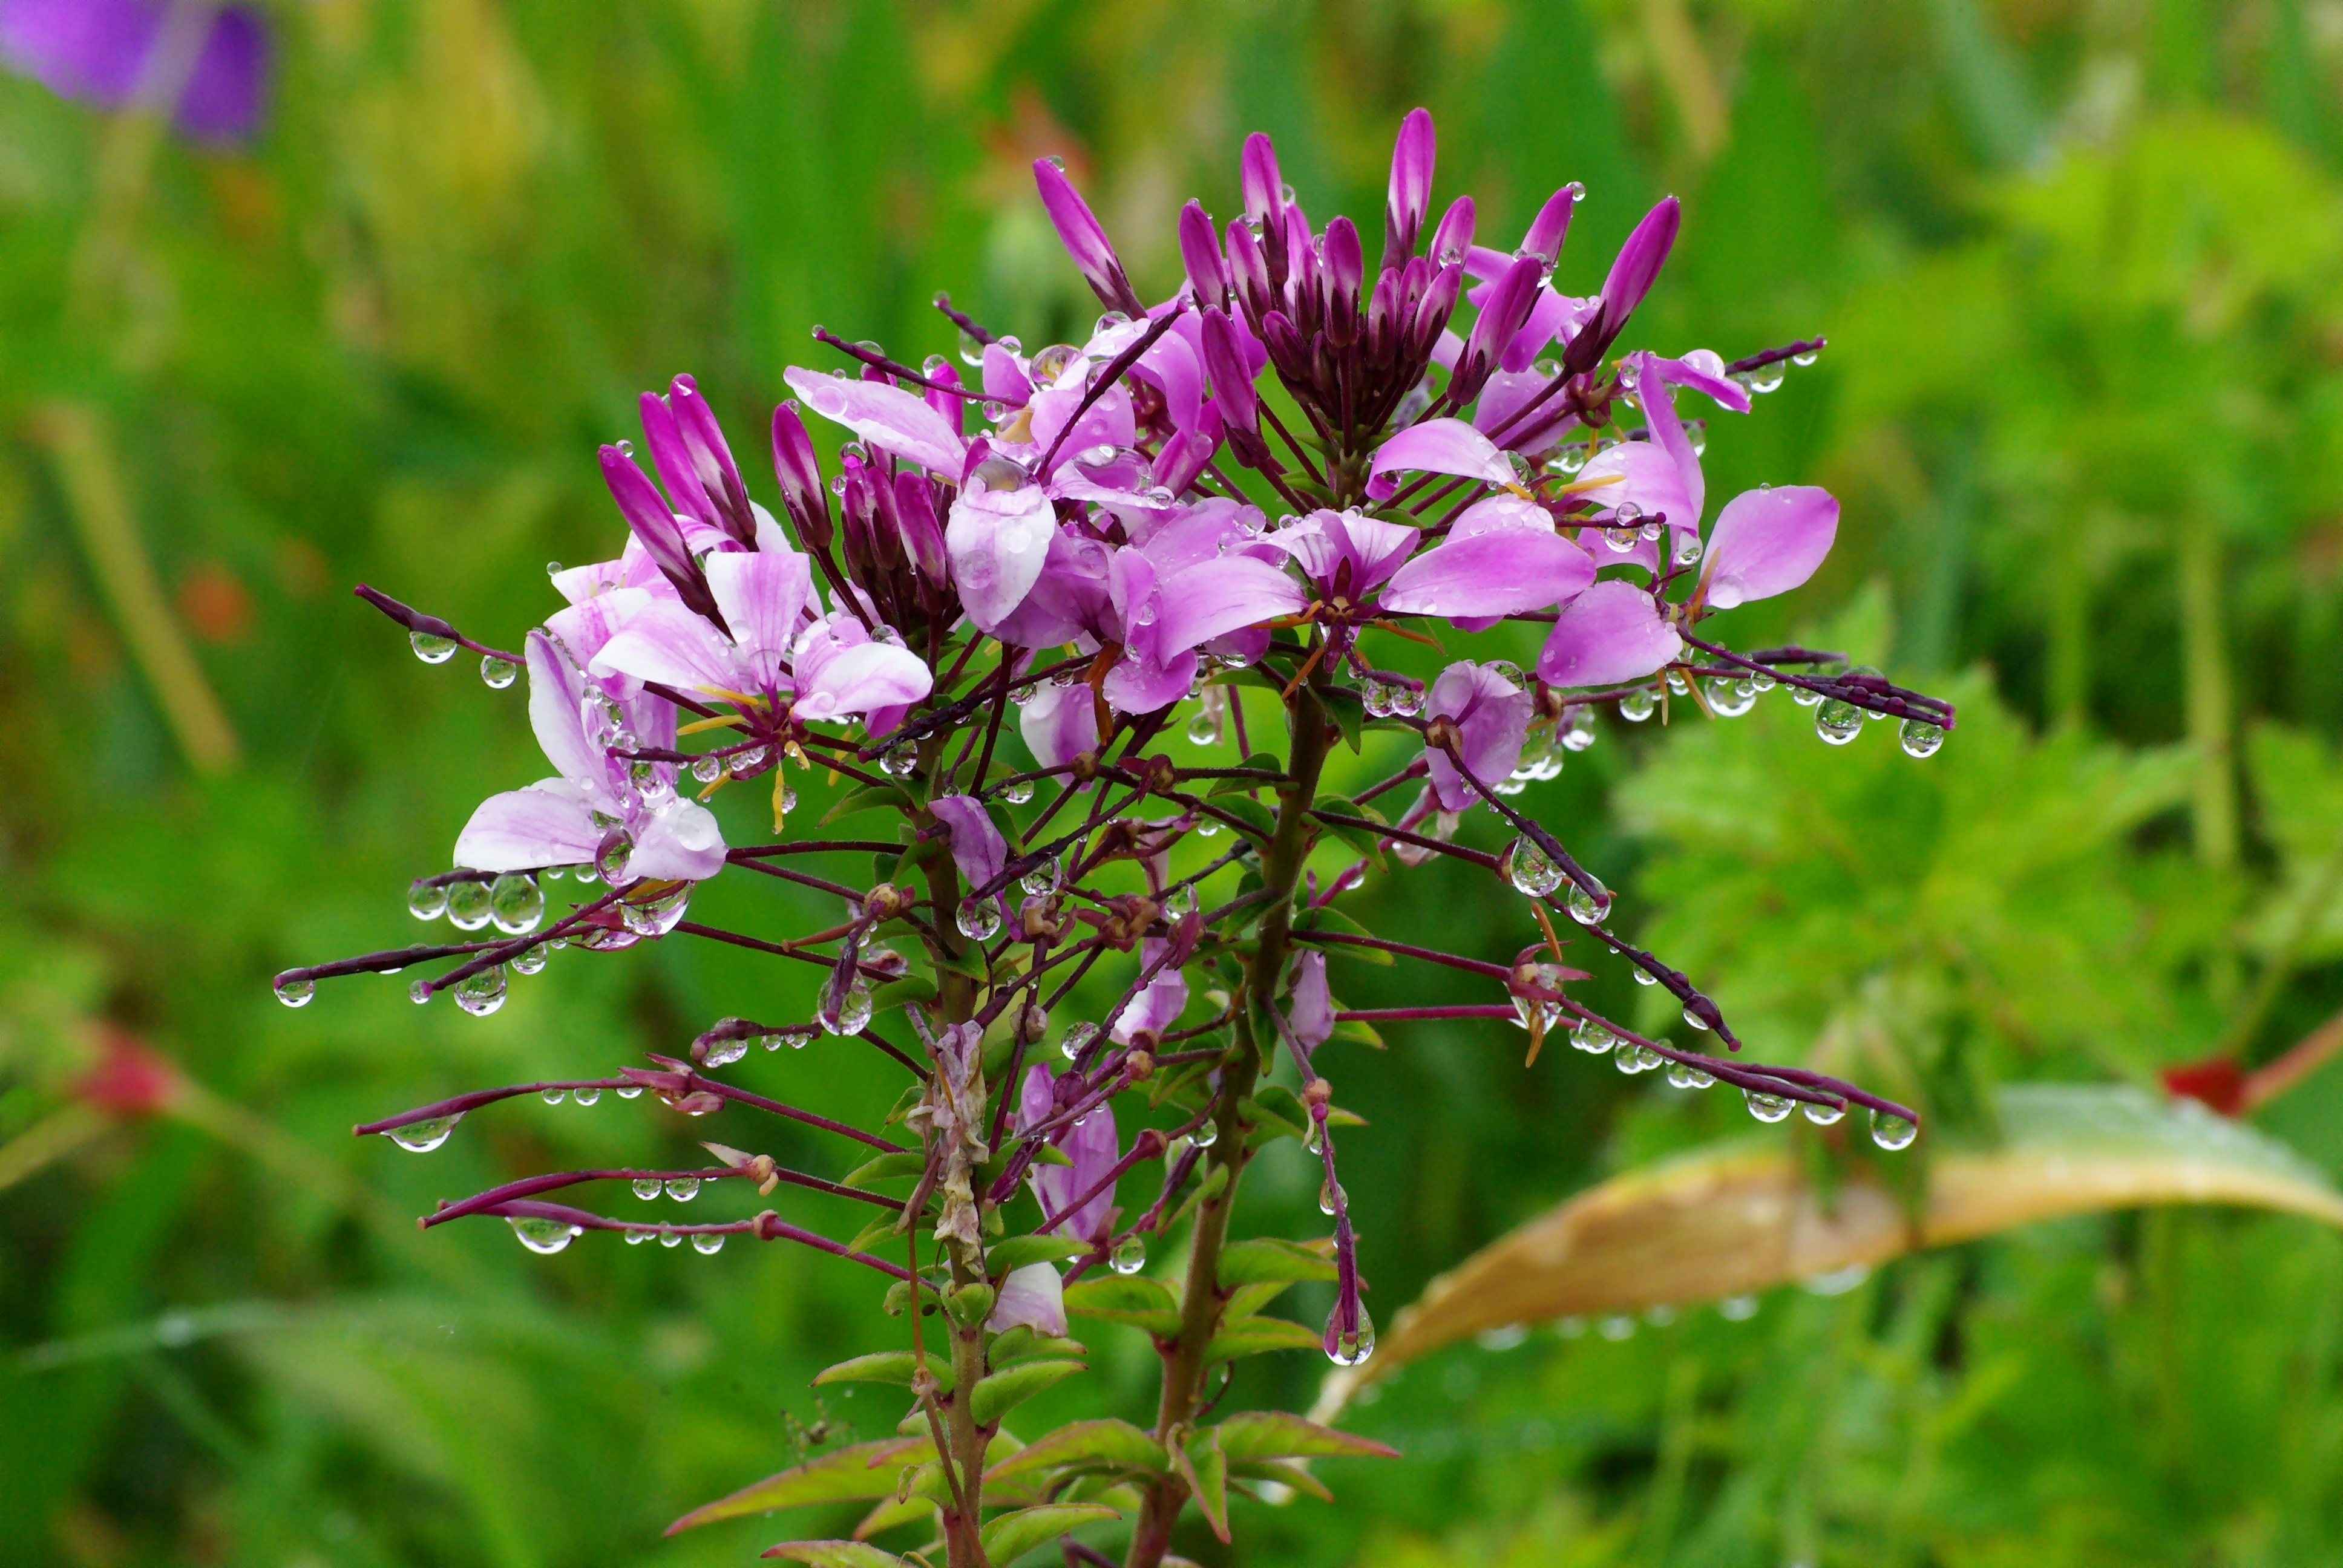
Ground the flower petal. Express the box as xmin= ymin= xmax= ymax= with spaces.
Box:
xmin=1020 ymin=682 xmax=1099 ymax=769
xmin=703 ymin=547 xmax=811 ymax=665
xmin=587 ymin=601 xmax=745 ymax=695
xmin=931 ymin=795 xmax=1007 ymax=900
xmin=1703 ymin=486 xmax=1838 ymax=609
xmin=945 ymin=480 xmax=1060 ymax=634
xmin=1535 ymin=580 xmax=1682 ymax=688
xmin=781 ymin=367 xmax=967 ymax=477
xmin=1291 ymin=950 xmax=1335 ymax=1048
xmin=986 ymin=1263 xmax=1068 ymax=1337
xmin=630 ymin=796 xmax=728 ymax=883
xmin=1423 ymin=661 xmax=1534 ymax=811
xmin=1151 ymin=555 xmax=1307 ymax=655
xmin=1366 ymin=417 xmax=1516 ymax=498
xmin=453 ymin=781 xmax=601 ymax=872
xmin=1381 ymin=528 xmax=1593 ymax=619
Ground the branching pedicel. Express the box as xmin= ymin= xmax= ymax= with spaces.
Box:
xmin=280 ymin=109 xmax=1947 ymax=1568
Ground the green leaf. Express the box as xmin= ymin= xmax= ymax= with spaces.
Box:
xmin=811 ymin=1351 xmax=953 ymax=1395
xmin=984 ymin=1419 xmax=1169 ymax=1487
xmin=1164 ymin=1161 xmax=1230 ymax=1235
xmin=997 ymin=1333 xmax=1086 ymax=1367
xmin=1210 ymin=794 xmax=1280 ymax=845
xmin=1214 ymin=1411 xmax=1400 ymax=1463
xmin=1230 ymin=1457 xmax=1334 ymax=1501
xmin=1062 ymin=1276 xmax=1182 ymax=1333
xmin=1203 ymin=1316 xmax=1326 ymax=1363
xmin=1319 ymin=684 xmax=1367 ymax=753
xmin=1310 ymin=794 xmax=1386 ymax=866
xmin=822 ymin=783 xmax=912 ymax=824
xmin=842 ymin=1151 xmax=927 ymax=1187
xmin=1244 ymin=1085 xmax=1311 ymax=1142
xmin=1032 ymin=1143 xmax=1074 ymax=1167
xmin=979 ymin=1503 xmax=1121 ymax=1564
xmin=666 ymin=1438 xmax=935 ymax=1532
xmin=987 ymin=1234 xmax=1090 ymax=1275
xmin=869 ymin=975 xmax=937 ymax=1011
xmin=969 ymin=1358 xmax=1085 ymax=1425
xmin=1217 ymin=1236 xmax=1339 ymax=1288
xmin=1293 ymin=904 xmax=1392 ymax=961
xmin=1176 ymin=1425 xmax=1231 ymax=1543
xmin=757 ymin=1542 xmax=906 ymax=1567
xmin=842 ymin=1214 xmax=902 ymax=1257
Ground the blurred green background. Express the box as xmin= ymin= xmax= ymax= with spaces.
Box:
xmin=7 ymin=1 xmax=2343 ymax=1564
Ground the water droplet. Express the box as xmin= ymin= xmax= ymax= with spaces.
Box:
xmin=1020 ymin=857 xmax=1060 ymax=897
xmin=1674 ymin=535 xmax=1703 ymax=567
xmin=1743 ymin=1089 xmax=1795 ymax=1123
xmin=1325 ymin=1306 xmax=1376 ymax=1366
xmin=729 ymin=745 xmax=770 ymax=778
xmin=408 ymin=978 xmax=433 ymax=1005
xmin=659 ymin=1230 xmax=684 ymax=1247
xmin=1360 ymin=678 xmax=1393 ymax=717
xmin=455 ymin=965 xmax=508 ymax=1017
xmin=956 ymin=897 xmax=1003 ymax=941
xmin=1505 ymin=838 xmax=1564 ymax=898
xmin=632 ymin=1178 xmax=663 ymax=1200
xmin=595 ymin=832 xmax=635 ymax=887
xmin=510 ymin=945 xmax=546 ymax=976
xmin=1681 ymin=1004 xmax=1709 ymax=1032
xmin=410 ymin=631 xmax=457 ymax=664
xmin=1303 ymin=1119 xmax=1325 ymax=1153
xmin=1898 ymin=719 xmax=1944 ymax=759
xmin=386 ymin=1112 xmax=462 ymax=1152
xmin=1604 ymin=525 xmax=1639 ymax=552
xmin=880 ymin=749 xmax=919 ymax=778
xmin=1570 ymin=1018 xmax=1615 ymax=1054
xmin=479 ymin=655 xmax=517 ymax=689
xmin=1110 ymin=1236 xmax=1147 ymax=1274
xmin=1614 ymin=1042 xmax=1657 ymax=1074
xmin=447 ymin=879 xmax=492 ymax=931
xmin=1869 ymin=1109 xmax=1918 ymax=1151
xmin=616 ymin=1085 xmax=643 ymax=1099
xmin=1318 ymin=1179 xmax=1346 ymax=1216
xmin=1747 ymin=361 xmax=1786 ymax=394
xmin=1666 ymin=1060 xmax=1714 ymax=1089
xmin=1631 ymin=967 xmax=1657 ymax=987
xmin=624 ymin=1227 xmax=651 ymax=1244
xmin=623 ymin=882 xmax=692 ymax=938
xmin=1565 ymin=876 xmax=1611 ymax=926
xmin=489 ymin=874 xmax=544 ymax=935
xmin=1665 ymin=668 xmax=1691 ymax=697
xmin=822 ymin=979 xmax=875 ymax=1036
xmin=509 ymin=1216 xmax=583 ymax=1253
xmin=1003 ymin=777 xmax=1036 ymax=804
xmin=1060 ymin=1021 xmax=1100 ymax=1063
xmin=1194 ymin=818 xmax=1221 ymax=838
xmin=1801 ymin=1099 xmax=1844 ymax=1126
xmin=275 ymin=976 xmax=315 ymax=1008
xmin=573 ymin=1086 xmax=600 ymax=1106
xmin=665 ymin=1177 xmax=702 ymax=1201
xmin=1705 ymin=676 xmax=1755 ymax=717
xmin=542 ymin=1086 xmax=568 ymax=1105
xmin=1390 ymin=685 xmax=1423 ymax=717
xmin=1190 ymin=1116 xmax=1221 ymax=1149
xmin=958 ymin=330 xmax=986 ymax=367
xmin=692 ymin=1233 xmax=726 ymax=1254
xmin=704 ymin=1036 xmax=749 ymax=1068
xmin=1751 ymin=671 xmax=1777 ymax=693
xmin=692 ymin=754 xmax=724 ymax=785
xmin=1185 ymin=710 xmax=1222 ymax=746
xmin=1619 ymin=689 xmax=1656 ymax=722
xmin=1163 ymin=884 xmax=1198 ymax=920
xmin=408 ymin=880 xmax=448 ymax=920
xmin=1815 ymin=699 xmax=1864 ymax=744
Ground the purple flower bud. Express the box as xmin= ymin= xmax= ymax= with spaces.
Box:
xmin=1453 ymin=253 xmax=1543 ymax=406
xmin=1200 ymin=308 xmax=1257 ymax=434
xmin=1282 ymin=205 xmax=1321 ymax=333
xmin=1518 ymin=185 xmax=1578 ymax=268
xmin=637 ymin=390 xmax=718 ymax=533
xmin=598 ymin=445 xmax=721 ymax=622
xmin=1365 ymin=269 xmax=1402 ymax=367
xmin=893 ymin=471 xmax=949 ymax=584
xmin=1427 ymin=195 xmax=1475 ymax=267
xmin=1178 ymin=200 xmax=1228 ymax=307
xmin=1033 ymin=157 xmax=1142 ymax=316
xmin=1382 ymin=107 xmax=1437 ymax=271
xmin=1572 ymin=195 xmax=1680 ymax=373
xmin=1259 ymin=310 xmax=1311 ymax=386
xmin=1240 ymin=131 xmax=1285 ymax=234
xmin=1409 ymin=260 xmax=1464 ymax=367
xmin=667 ymin=374 xmax=755 ymax=546
xmin=1322 ymin=216 xmax=1364 ymax=348
xmin=1225 ymin=217 xmax=1274 ymax=322
xmin=769 ymin=403 xmax=833 ymax=549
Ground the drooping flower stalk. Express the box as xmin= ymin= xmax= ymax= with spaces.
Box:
xmin=278 ymin=109 xmax=1948 ymax=1567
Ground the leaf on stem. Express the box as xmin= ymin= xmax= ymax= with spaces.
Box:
xmin=1213 ymin=1411 xmax=1400 ymax=1462
xmin=983 ymin=1419 xmax=1170 ymax=1486
xmin=978 ymin=1503 xmax=1122 ymax=1564
xmin=813 ymin=1351 xmax=953 ymax=1394
xmin=1175 ymin=1426 xmax=1232 ymax=1543
xmin=1312 ymin=1084 xmax=2343 ymax=1416
xmin=969 ymin=1358 xmax=1086 ymax=1425
xmin=759 ymin=1541 xmax=907 ymax=1566
xmin=669 ymin=1438 xmax=936 ymax=1532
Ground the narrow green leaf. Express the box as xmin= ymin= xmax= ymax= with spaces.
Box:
xmin=1294 ymin=904 xmax=1392 ymax=961
xmin=1217 ymin=1237 xmax=1339 ymax=1287
xmin=984 ymin=1419 xmax=1169 ymax=1486
xmin=1202 ymin=1316 xmax=1326 ymax=1364
xmin=1176 ymin=1425 xmax=1231 ymax=1542
xmin=842 ymin=1151 xmax=927 ymax=1188
xmin=987 ymin=1234 xmax=1090 ymax=1275
xmin=1310 ymin=794 xmax=1386 ymax=866
xmin=811 ymin=1351 xmax=953 ymax=1395
xmin=979 ymin=1503 xmax=1121 ymax=1564
xmin=666 ymin=1438 xmax=935 ymax=1532
xmin=988 ymin=1327 xmax=1086 ymax=1367
xmin=1214 ymin=1411 xmax=1400 ymax=1463
xmin=969 ymin=1358 xmax=1086 ymax=1425
xmin=821 ymin=783 xmax=911 ymax=824
xmin=1319 ymin=685 xmax=1367 ymax=753
xmin=758 ymin=1541 xmax=906 ymax=1567
xmin=1062 ymin=1275 xmax=1182 ymax=1333
xmin=1211 ymin=794 xmax=1280 ymax=844
xmin=1229 ymin=1457 xmax=1334 ymax=1501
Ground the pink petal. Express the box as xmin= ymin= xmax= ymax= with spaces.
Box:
xmin=1367 ymin=417 xmax=1516 ymax=496
xmin=587 ymin=601 xmax=746 ymax=694
xmin=453 ymin=782 xmax=601 ymax=872
xmin=1380 ymin=528 xmax=1593 ymax=618
xmin=795 ymin=641 xmax=933 ymax=719
xmin=1703 ymin=486 xmax=1838 ymax=609
xmin=1020 ymin=682 xmax=1099 ymax=769
xmin=1423 ymin=661 xmax=1533 ymax=811
xmin=1290 ymin=950 xmax=1334 ymax=1048
xmin=703 ymin=549 xmax=811 ymax=664
xmin=630 ymin=797 xmax=728 ymax=883
xmin=523 ymin=632 xmax=608 ymax=798
xmin=986 ymin=1263 xmax=1068 ymax=1337
xmin=945 ymin=480 xmax=1060 ymax=634
xmin=1535 ymin=580 xmax=1682 ymax=688
xmin=781 ymin=367 xmax=966 ymax=477
xmin=931 ymin=795 xmax=1007 ymax=897
xmin=1151 ymin=555 xmax=1306 ymax=655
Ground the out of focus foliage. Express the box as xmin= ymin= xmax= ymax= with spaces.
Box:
xmin=4 ymin=2 xmax=2342 ymax=1566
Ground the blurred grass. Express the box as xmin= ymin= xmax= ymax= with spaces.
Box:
xmin=4 ymin=2 xmax=2343 ymax=1565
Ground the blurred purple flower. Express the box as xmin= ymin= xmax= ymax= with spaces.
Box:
xmin=0 ymin=0 xmax=267 ymax=143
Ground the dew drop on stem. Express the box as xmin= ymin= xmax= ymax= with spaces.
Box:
xmin=386 ymin=1113 xmax=461 ymax=1152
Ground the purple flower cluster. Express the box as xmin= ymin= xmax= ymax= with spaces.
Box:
xmin=286 ymin=108 xmax=1950 ymax=1568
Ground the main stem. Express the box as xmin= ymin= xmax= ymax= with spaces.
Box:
xmin=1124 ymin=684 xmax=1330 ymax=1568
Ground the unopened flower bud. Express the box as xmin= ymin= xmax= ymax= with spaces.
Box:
xmin=1124 ymin=1051 xmax=1155 ymax=1082
xmin=1302 ymin=1077 xmax=1334 ymax=1111
xmin=864 ymin=883 xmax=909 ymax=920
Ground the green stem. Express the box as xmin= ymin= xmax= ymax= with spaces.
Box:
xmin=1124 ymin=685 xmax=1331 ymax=1568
